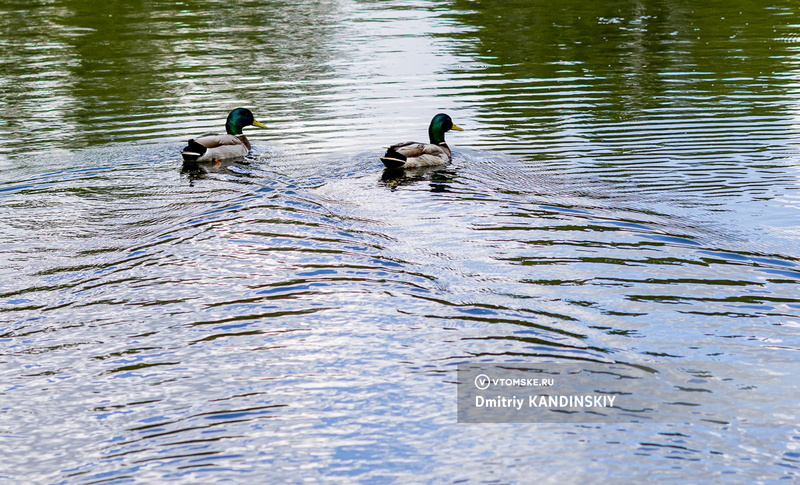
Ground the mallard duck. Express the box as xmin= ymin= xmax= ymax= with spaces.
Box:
xmin=181 ymin=108 xmax=266 ymax=162
xmin=379 ymin=113 xmax=463 ymax=169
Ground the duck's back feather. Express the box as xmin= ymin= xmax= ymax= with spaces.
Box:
xmin=379 ymin=141 xmax=451 ymax=168
xmin=181 ymin=133 xmax=250 ymax=162
xmin=195 ymin=133 xmax=249 ymax=148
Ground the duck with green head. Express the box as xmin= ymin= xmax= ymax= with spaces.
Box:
xmin=379 ymin=113 xmax=463 ymax=169
xmin=181 ymin=108 xmax=267 ymax=163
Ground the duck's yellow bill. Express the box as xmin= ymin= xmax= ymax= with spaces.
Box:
xmin=253 ymin=120 xmax=267 ymax=129
xmin=451 ymin=123 xmax=464 ymax=131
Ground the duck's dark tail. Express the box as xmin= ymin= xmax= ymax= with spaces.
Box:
xmin=379 ymin=157 xmax=406 ymax=169
xmin=379 ymin=147 xmax=407 ymax=169
xmin=181 ymin=139 xmax=207 ymax=162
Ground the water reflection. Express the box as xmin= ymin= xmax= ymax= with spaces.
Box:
xmin=380 ymin=165 xmax=458 ymax=191
xmin=180 ymin=158 xmax=250 ymax=184
xmin=444 ymin=0 xmax=800 ymax=203
xmin=0 ymin=0 xmax=348 ymax=154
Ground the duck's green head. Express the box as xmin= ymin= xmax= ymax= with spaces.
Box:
xmin=428 ymin=113 xmax=463 ymax=144
xmin=225 ymin=108 xmax=267 ymax=135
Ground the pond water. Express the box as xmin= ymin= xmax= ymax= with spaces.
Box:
xmin=2 ymin=0 xmax=800 ymax=483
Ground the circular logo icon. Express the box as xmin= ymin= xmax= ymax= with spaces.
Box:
xmin=474 ymin=374 xmax=490 ymax=390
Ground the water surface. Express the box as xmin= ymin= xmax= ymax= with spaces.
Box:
xmin=1 ymin=0 xmax=800 ymax=483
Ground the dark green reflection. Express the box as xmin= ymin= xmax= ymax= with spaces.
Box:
xmin=445 ymin=0 xmax=799 ymax=125
xmin=0 ymin=0 xmax=343 ymax=151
